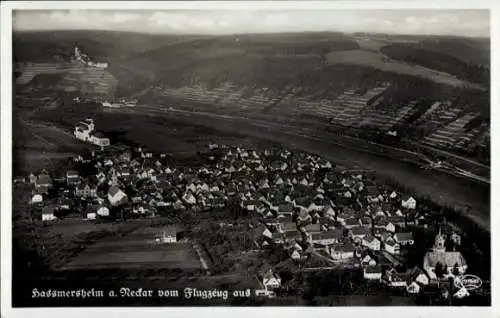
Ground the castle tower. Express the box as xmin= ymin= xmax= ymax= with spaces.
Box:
xmin=434 ymin=227 xmax=446 ymax=253
xmin=74 ymin=45 xmax=81 ymax=60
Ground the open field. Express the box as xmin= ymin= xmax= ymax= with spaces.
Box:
xmin=43 ymin=218 xmax=124 ymax=239
xmin=62 ymin=234 xmax=201 ymax=270
xmin=326 ymin=50 xmax=485 ymax=90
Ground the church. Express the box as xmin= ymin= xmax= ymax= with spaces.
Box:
xmin=423 ymin=228 xmax=467 ymax=280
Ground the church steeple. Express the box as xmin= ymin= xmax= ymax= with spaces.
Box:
xmin=434 ymin=226 xmax=446 ymax=252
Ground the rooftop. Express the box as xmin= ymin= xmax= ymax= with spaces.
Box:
xmin=424 ymin=251 xmax=467 ymax=268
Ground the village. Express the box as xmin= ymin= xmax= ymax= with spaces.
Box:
xmin=15 ymin=119 xmax=479 ymax=303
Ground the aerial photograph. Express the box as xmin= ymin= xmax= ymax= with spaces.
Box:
xmin=11 ymin=9 xmax=490 ymax=306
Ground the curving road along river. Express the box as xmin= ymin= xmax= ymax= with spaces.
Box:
xmin=103 ymin=105 xmax=491 ymax=231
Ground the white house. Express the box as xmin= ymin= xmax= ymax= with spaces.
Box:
xmin=96 ymin=62 xmax=108 ymax=68
xmin=97 ymin=206 xmax=110 ymax=217
xmin=66 ymin=170 xmax=80 ymax=184
xmin=401 ymin=196 xmax=417 ymax=210
xmin=102 ymin=101 xmax=121 ymax=108
xmin=87 ymin=212 xmax=97 ymax=220
xmin=362 ymin=235 xmax=381 ymax=251
xmin=262 ymin=269 xmax=281 ymax=290
xmin=329 ymin=243 xmax=355 ymax=261
xmin=42 ymin=207 xmax=57 ymax=222
xmin=158 ymin=226 xmax=177 ymax=243
xmin=363 ymin=265 xmax=382 ymax=281
xmin=31 ymin=194 xmax=43 ymax=204
xmin=406 ymin=281 xmax=421 ymax=294
xmin=262 ymin=228 xmax=273 ymax=239
xmin=361 ymin=254 xmax=377 ymax=267
xmin=90 ymin=132 xmax=110 ymax=147
xmin=183 ymin=192 xmax=197 ymax=205
xmin=387 ymin=275 xmax=408 ymax=288
xmin=415 ymin=272 xmax=429 ymax=286
xmin=290 ymin=250 xmax=301 ymax=260
xmin=311 ymin=230 xmax=343 ymax=246
xmin=385 ymin=222 xmax=396 ymax=233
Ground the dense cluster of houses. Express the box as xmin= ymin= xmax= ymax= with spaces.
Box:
xmin=21 ymin=141 xmax=467 ymax=297
xmin=74 ymin=118 xmax=110 ymax=147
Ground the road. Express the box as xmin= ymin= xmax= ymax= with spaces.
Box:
xmin=102 ymin=104 xmax=490 ymax=231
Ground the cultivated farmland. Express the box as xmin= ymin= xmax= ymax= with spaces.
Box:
xmin=61 ymin=227 xmax=202 ymax=270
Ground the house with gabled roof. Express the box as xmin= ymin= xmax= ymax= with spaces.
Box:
xmin=337 ymin=208 xmax=355 ymax=225
xmin=363 ymin=265 xmax=382 ymax=281
xmin=307 ymin=202 xmax=324 ymax=213
xmin=35 ymin=173 xmax=53 ymax=189
xmin=322 ymin=205 xmax=336 ymax=219
xmin=75 ymin=183 xmax=97 ymax=198
xmin=362 ymin=235 xmax=381 ymax=251
xmin=344 ymin=217 xmax=361 ymax=229
xmin=294 ymin=208 xmax=310 ymax=225
xmin=41 ymin=205 xmax=57 ymax=222
xmin=384 ymin=238 xmax=401 ymax=255
xmin=57 ymin=197 xmax=72 ymax=211
xmin=401 ymin=195 xmax=417 ymax=210
xmin=260 ymin=268 xmax=281 ymax=290
xmin=386 ymin=270 xmax=410 ymax=288
xmin=402 ymin=266 xmax=429 ymax=287
xmin=388 ymin=215 xmax=405 ymax=227
xmin=66 ymin=170 xmax=80 ymax=185
xmin=302 ymin=223 xmax=321 ymax=234
xmin=319 ymin=217 xmax=337 ymax=231
xmin=374 ymin=218 xmax=395 ymax=232
xmin=394 ymin=232 xmax=414 ymax=245
xmin=360 ymin=216 xmax=372 ymax=228
xmin=329 ymin=242 xmax=355 ymax=261
xmin=242 ymin=199 xmax=258 ymax=212
xmin=311 ymin=229 xmax=343 ymax=246
xmin=290 ymin=249 xmax=301 ymax=260
xmin=349 ymin=226 xmax=371 ymax=242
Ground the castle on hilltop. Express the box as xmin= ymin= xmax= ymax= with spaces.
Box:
xmin=74 ymin=45 xmax=108 ymax=69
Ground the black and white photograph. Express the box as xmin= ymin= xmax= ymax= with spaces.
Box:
xmin=1 ymin=1 xmax=495 ymax=314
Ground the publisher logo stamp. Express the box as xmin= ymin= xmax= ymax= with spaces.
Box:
xmin=454 ymin=275 xmax=482 ymax=291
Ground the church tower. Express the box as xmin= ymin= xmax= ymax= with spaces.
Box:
xmin=109 ymin=168 xmax=118 ymax=187
xmin=433 ymin=227 xmax=446 ymax=253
